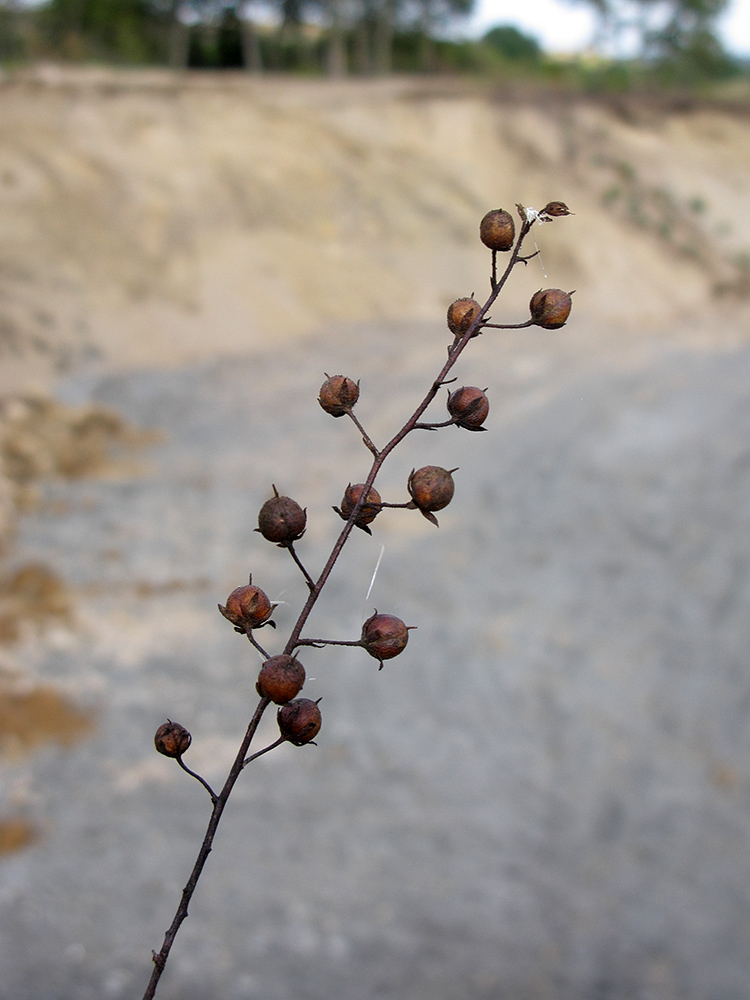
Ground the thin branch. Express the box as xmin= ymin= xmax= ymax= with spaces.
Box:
xmin=413 ymin=417 xmax=455 ymax=430
xmin=176 ymin=757 xmax=218 ymax=805
xmin=243 ymin=736 xmax=286 ymax=767
xmin=517 ymin=250 xmax=540 ymax=265
xmin=287 ymin=542 xmax=316 ymax=591
xmin=346 ymin=409 xmax=380 ymax=458
xmin=482 ymin=319 xmax=535 ymax=330
xmin=247 ymin=633 xmax=271 ymax=660
xmin=142 ymin=697 xmax=271 ymax=1000
xmin=296 ymin=637 xmax=364 ymax=650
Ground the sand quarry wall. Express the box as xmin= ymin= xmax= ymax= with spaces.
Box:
xmin=1 ymin=69 xmax=750 ymax=999
xmin=0 ymin=68 xmax=748 ymax=387
xmin=0 ymin=69 xmax=748 ymax=546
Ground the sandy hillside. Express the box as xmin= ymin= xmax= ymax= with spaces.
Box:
xmin=0 ymin=68 xmax=748 ymax=547
xmin=0 ymin=68 xmax=748 ymax=391
xmin=1 ymin=68 xmax=750 ymax=1000
xmin=0 ymin=69 xmax=744 ymax=566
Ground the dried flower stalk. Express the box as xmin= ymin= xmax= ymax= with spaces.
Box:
xmin=141 ymin=200 xmax=573 ymax=999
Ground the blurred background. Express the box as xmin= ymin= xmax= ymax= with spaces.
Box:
xmin=0 ymin=5 xmax=749 ymax=997
xmin=0 ymin=0 xmax=750 ymax=79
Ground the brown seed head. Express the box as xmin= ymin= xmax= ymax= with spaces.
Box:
xmin=318 ymin=375 xmax=360 ymax=417
xmin=447 ymin=297 xmax=481 ymax=337
xmin=257 ymin=490 xmax=307 ymax=545
xmin=257 ymin=654 xmax=306 ymax=704
xmin=154 ymin=720 xmax=192 ymax=758
xmin=479 ymin=209 xmax=516 ymax=251
xmin=219 ymin=581 xmax=275 ymax=631
xmin=541 ymin=201 xmax=573 ymax=218
xmin=337 ymin=483 xmax=382 ymax=530
xmin=361 ymin=612 xmax=413 ymax=667
xmin=447 ymin=386 xmax=490 ymax=430
xmin=529 ymin=288 xmax=574 ymax=330
xmin=277 ymin=698 xmax=322 ymax=746
xmin=408 ymin=466 xmax=456 ymax=513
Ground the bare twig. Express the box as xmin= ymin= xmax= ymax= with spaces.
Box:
xmin=295 ymin=637 xmax=364 ymax=649
xmin=346 ymin=409 xmax=380 ymax=458
xmin=243 ymin=736 xmax=286 ymax=767
xmin=246 ymin=632 xmax=272 ymax=660
xmin=142 ymin=697 xmax=271 ymax=1000
xmin=483 ymin=319 xmax=535 ymax=330
xmin=286 ymin=542 xmax=316 ymax=591
xmin=142 ymin=204 xmax=574 ymax=998
xmin=175 ymin=757 xmax=218 ymax=804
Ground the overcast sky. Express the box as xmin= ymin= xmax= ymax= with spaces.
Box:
xmin=463 ymin=0 xmax=750 ymax=57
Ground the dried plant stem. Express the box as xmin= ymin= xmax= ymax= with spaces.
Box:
xmin=243 ymin=736 xmax=286 ymax=767
xmin=285 ymin=219 xmax=532 ymax=655
xmin=141 ymin=215 xmax=535 ymax=1000
xmin=296 ymin=637 xmax=364 ymax=649
xmin=482 ymin=319 xmax=535 ymax=330
xmin=142 ymin=697 xmax=271 ymax=1000
xmin=246 ymin=633 xmax=271 ymax=660
xmin=286 ymin=542 xmax=316 ymax=591
xmin=346 ymin=409 xmax=380 ymax=457
xmin=413 ymin=417 xmax=456 ymax=430
xmin=175 ymin=757 xmax=218 ymax=804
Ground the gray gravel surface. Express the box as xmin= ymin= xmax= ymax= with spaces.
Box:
xmin=2 ymin=321 xmax=750 ymax=1000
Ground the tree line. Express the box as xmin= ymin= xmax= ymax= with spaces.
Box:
xmin=0 ymin=0 xmax=741 ymax=81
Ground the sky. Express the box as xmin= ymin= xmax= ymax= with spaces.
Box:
xmin=463 ymin=0 xmax=750 ymax=57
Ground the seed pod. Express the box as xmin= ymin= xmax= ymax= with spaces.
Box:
xmin=447 ymin=386 xmax=489 ymax=431
xmin=447 ymin=297 xmax=481 ymax=337
xmin=529 ymin=288 xmax=574 ymax=330
xmin=218 ymin=577 xmax=276 ymax=631
xmin=318 ymin=375 xmax=360 ymax=417
xmin=257 ymin=654 xmax=306 ymax=704
xmin=277 ymin=698 xmax=322 ymax=746
xmin=361 ymin=612 xmax=414 ymax=669
xmin=541 ymin=201 xmax=573 ymax=219
xmin=479 ymin=209 xmax=515 ymax=251
xmin=257 ymin=487 xmax=307 ymax=545
xmin=154 ymin=720 xmax=192 ymax=758
xmin=408 ymin=466 xmax=455 ymax=512
xmin=334 ymin=483 xmax=382 ymax=534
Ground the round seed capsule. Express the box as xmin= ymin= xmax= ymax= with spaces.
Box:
xmin=479 ymin=209 xmax=515 ymax=251
xmin=277 ymin=698 xmax=322 ymax=746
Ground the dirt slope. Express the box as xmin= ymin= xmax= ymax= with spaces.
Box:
xmin=0 ymin=68 xmax=748 ymax=396
xmin=0 ymin=69 xmax=750 ymax=999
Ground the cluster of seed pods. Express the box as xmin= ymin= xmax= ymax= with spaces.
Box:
xmin=153 ymin=199 xmax=574 ymax=762
xmin=151 ymin=204 xmax=574 ymax=763
xmin=145 ymin=200 xmax=574 ymax=1000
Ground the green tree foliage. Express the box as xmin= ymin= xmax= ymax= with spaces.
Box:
xmin=37 ymin=0 xmax=174 ymax=61
xmin=25 ymin=0 xmax=476 ymax=69
xmin=571 ymin=0 xmax=738 ymax=78
xmin=0 ymin=1 xmax=32 ymax=59
xmin=21 ymin=0 xmax=742 ymax=81
xmin=482 ymin=24 xmax=541 ymax=61
xmin=646 ymin=0 xmax=738 ymax=79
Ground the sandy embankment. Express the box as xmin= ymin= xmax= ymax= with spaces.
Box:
xmin=0 ymin=70 xmax=748 ymax=391
xmin=0 ymin=70 xmax=747 ymax=536
xmin=0 ymin=67 xmax=748 ymax=780
xmin=0 ymin=70 xmax=749 ymax=996
xmin=0 ymin=72 xmax=746 ymax=821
